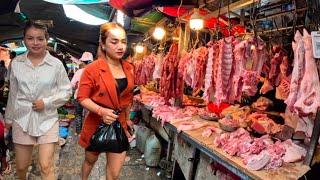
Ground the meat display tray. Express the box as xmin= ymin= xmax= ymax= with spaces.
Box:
xmin=165 ymin=120 xmax=310 ymax=180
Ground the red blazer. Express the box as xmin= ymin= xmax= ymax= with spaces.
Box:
xmin=77 ymin=57 xmax=134 ymax=148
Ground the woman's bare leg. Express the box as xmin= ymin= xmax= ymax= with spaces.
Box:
xmin=14 ymin=144 xmax=33 ymax=180
xmin=106 ymin=151 xmax=126 ymax=180
xmin=38 ymin=143 xmax=56 ymax=180
xmin=82 ymin=151 xmax=99 ymax=180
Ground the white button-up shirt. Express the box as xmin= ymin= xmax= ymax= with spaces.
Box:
xmin=5 ymin=51 xmax=72 ymax=136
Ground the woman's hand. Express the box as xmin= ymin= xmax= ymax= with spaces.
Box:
xmin=32 ymin=99 xmax=45 ymax=111
xmin=100 ymin=108 xmax=118 ymax=124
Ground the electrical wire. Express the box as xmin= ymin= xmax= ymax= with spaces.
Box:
xmin=227 ymin=0 xmax=231 ymax=36
xmin=216 ymin=0 xmax=222 ymax=40
xmin=176 ymin=0 xmax=183 ymax=28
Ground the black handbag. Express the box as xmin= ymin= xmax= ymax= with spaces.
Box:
xmin=86 ymin=112 xmax=129 ymax=153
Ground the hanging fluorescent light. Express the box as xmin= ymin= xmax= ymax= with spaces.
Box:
xmin=153 ymin=27 xmax=166 ymax=40
xmin=63 ymin=5 xmax=107 ymax=25
xmin=135 ymin=44 xmax=144 ymax=54
xmin=189 ymin=8 xmax=204 ymax=31
xmin=116 ymin=10 xmax=125 ymax=26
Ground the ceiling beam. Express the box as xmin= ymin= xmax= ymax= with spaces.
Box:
xmin=205 ymin=0 xmax=256 ymax=19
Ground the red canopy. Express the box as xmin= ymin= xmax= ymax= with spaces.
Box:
xmin=158 ymin=6 xmax=245 ymax=36
xmin=109 ymin=0 xmax=153 ymax=15
xmin=108 ymin=1 xmax=246 ymax=36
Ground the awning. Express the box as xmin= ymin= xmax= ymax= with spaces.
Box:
xmin=109 ymin=0 xmax=190 ymax=17
xmin=130 ymin=11 xmax=164 ymax=33
xmin=76 ymin=4 xmax=112 ymax=20
xmin=158 ymin=6 xmax=245 ymax=36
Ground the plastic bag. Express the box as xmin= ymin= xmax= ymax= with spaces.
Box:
xmin=86 ymin=121 xmax=129 ymax=153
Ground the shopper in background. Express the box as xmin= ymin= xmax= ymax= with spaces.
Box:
xmin=0 ymin=61 xmax=8 ymax=174
xmin=48 ymin=50 xmax=68 ymax=73
xmin=77 ymin=22 xmax=134 ymax=180
xmin=71 ymin=51 xmax=93 ymax=134
xmin=4 ymin=20 xmax=72 ymax=180
xmin=0 ymin=46 xmax=11 ymax=68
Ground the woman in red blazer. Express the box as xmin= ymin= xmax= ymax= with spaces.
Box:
xmin=77 ymin=22 xmax=134 ymax=180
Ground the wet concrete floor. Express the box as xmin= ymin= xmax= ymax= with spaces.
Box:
xmin=3 ymin=120 xmax=164 ymax=180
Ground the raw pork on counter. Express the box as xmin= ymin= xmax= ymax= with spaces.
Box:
xmin=213 ymin=128 xmax=306 ymax=171
xmin=152 ymin=105 xmax=203 ymax=125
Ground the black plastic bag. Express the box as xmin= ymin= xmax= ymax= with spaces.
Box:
xmin=86 ymin=120 xmax=129 ymax=153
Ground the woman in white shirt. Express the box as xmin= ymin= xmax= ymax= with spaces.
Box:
xmin=5 ymin=20 xmax=72 ymax=180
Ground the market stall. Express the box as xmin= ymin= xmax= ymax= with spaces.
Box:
xmin=128 ymin=0 xmax=320 ymax=179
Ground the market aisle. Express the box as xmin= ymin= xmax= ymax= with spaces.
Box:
xmin=3 ymin=120 xmax=163 ymax=180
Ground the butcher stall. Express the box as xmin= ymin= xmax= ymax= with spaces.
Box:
xmin=124 ymin=0 xmax=320 ymax=179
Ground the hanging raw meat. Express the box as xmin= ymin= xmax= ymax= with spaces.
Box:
xmin=242 ymin=70 xmax=259 ymax=96
xmin=134 ymin=60 xmax=143 ymax=85
xmin=282 ymin=29 xmax=320 ymax=144
xmin=242 ymin=38 xmax=269 ymax=96
xmin=276 ymin=77 xmax=291 ymax=100
xmin=176 ymin=51 xmax=192 ymax=98
xmin=269 ymin=46 xmax=286 ymax=85
xmin=285 ymin=31 xmax=305 ymax=111
xmin=133 ymin=53 xmax=157 ymax=85
xmin=192 ymin=47 xmax=208 ymax=92
xmin=184 ymin=49 xmax=195 ymax=88
xmin=160 ymin=43 xmax=179 ymax=104
xmin=152 ymin=53 xmax=163 ymax=80
xmin=261 ymin=45 xmax=288 ymax=94
xmin=143 ymin=53 xmax=156 ymax=82
xmin=229 ymin=39 xmax=247 ymax=102
xmin=294 ymin=29 xmax=320 ymax=116
xmin=184 ymin=47 xmax=208 ymax=94
xmin=275 ymin=56 xmax=291 ymax=100
xmin=214 ymin=37 xmax=234 ymax=104
xmin=203 ymin=41 xmax=218 ymax=102
xmin=252 ymin=38 xmax=269 ymax=74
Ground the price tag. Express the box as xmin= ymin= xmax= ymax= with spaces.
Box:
xmin=311 ymin=31 xmax=320 ymax=58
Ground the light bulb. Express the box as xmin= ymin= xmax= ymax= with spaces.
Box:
xmin=153 ymin=27 xmax=166 ymax=40
xmin=135 ymin=44 xmax=144 ymax=53
xmin=189 ymin=8 xmax=204 ymax=31
xmin=190 ymin=19 xmax=204 ymax=30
